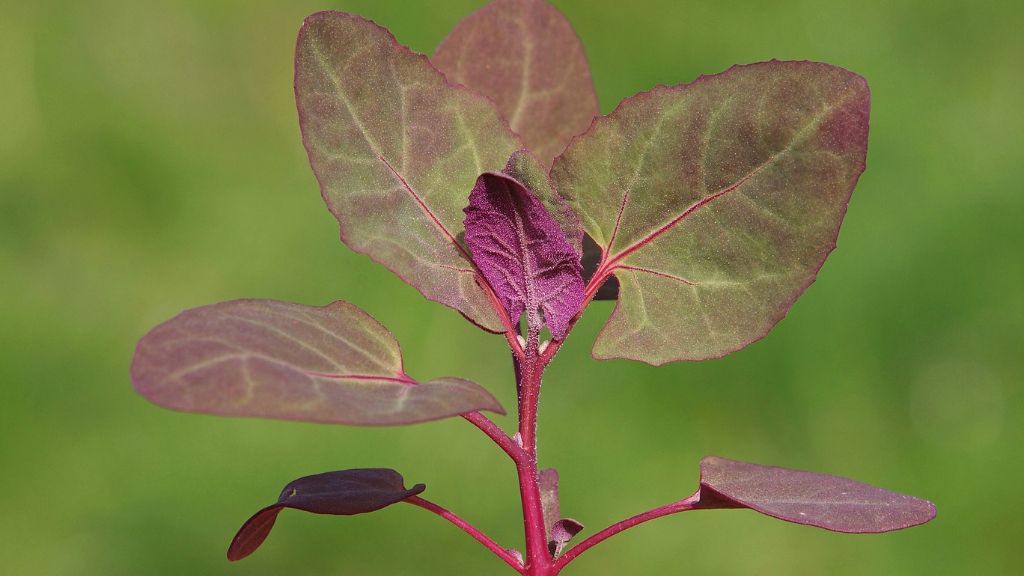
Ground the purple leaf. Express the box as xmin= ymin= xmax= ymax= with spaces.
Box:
xmin=551 ymin=518 xmax=584 ymax=557
xmin=228 ymin=468 xmax=425 ymax=561
xmin=463 ymin=162 xmax=585 ymax=340
xmin=697 ymin=456 xmax=937 ymax=533
xmin=539 ymin=468 xmax=561 ymax=538
xmin=551 ymin=61 xmax=870 ymax=364
xmin=131 ymin=300 xmax=504 ymax=426
xmin=503 ymin=150 xmax=583 ymax=257
xmin=433 ymin=0 xmax=600 ymax=168
xmin=539 ymin=468 xmax=583 ymax=557
xmin=296 ymin=12 xmax=522 ymax=332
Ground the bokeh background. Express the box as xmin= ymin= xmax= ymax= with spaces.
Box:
xmin=2 ymin=0 xmax=1021 ymax=574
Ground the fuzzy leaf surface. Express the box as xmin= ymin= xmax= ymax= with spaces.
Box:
xmin=698 ymin=456 xmax=936 ymax=533
xmin=539 ymin=468 xmax=583 ymax=557
xmin=463 ymin=167 xmax=584 ymax=339
xmin=503 ymin=150 xmax=583 ymax=256
xmin=131 ymin=300 xmax=504 ymax=426
xmin=228 ymin=469 xmax=425 ymax=561
xmin=296 ymin=11 xmax=521 ymax=332
xmin=434 ymin=0 xmax=599 ymax=168
xmin=539 ymin=468 xmax=561 ymax=540
xmin=552 ymin=61 xmax=870 ymax=364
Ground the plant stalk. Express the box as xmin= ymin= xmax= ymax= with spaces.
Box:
xmin=516 ymin=326 xmax=555 ymax=576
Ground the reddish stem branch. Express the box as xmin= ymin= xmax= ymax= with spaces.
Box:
xmin=553 ymin=492 xmax=702 ymax=570
xmin=406 ymin=496 xmax=524 ymax=573
xmin=462 ymin=411 xmax=524 ymax=462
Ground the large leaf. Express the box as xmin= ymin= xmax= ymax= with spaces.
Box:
xmin=296 ymin=11 xmax=522 ymax=332
xmin=228 ymin=469 xmax=425 ymax=561
xmin=433 ymin=0 xmax=599 ymax=168
xmin=697 ymin=456 xmax=936 ymax=533
xmin=463 ymin=162 xmax=585 ymax=339
xmin=551 ymin=61 xmax=870 ymax=364
xmin=131 ymin=300 xmax=504 ymax=425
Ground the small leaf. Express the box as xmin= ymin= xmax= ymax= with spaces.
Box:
xmin=296 ymin=11 xmax=522 ymax=332
xmin=539 ymin=468 xmax=584 ymax=557
xmin=551 ymin=61 xmax=870 ymax=364
xmin=228 ymin=469 xmax=425 ymax=561
xmin=131 ymin=300 xmax=504 ymax=425
xmin=550 ymin=518 xmax=584 ymax=557
xmin=434 ymin=0 xmax=600 ymax=167
xmin=697 ymin=456 xmax=936 ymax=533
xmin=539 ymin=468 xmax=561 ymax=538
xmin=463 ymin=166 xmax=585 ymax=339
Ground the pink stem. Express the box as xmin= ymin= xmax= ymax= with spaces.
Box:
xmin=406 ymin=496 xmax=524 ymax=573
xmin=553 ymin=492 xmax=702 ymax=571
xmin=515 ymin=330 xmax=555 ymax=576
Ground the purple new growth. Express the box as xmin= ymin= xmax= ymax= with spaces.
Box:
xmin=463 ymin=156 xmax=585 ymax=340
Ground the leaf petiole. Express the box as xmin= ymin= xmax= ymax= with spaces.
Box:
xmin=553 ymin=492 xmax=704 ymax=570
xmin=406 ymin=496 xmax=525 ymax=573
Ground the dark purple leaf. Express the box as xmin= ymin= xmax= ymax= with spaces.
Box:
xmin=433 ymin=0 xmax=599 ymax=168
xmin=539 ymin=468 xmax=584 ymax=557
xmin=696 ymin=456 xmax=936 ymax=533
xmin=463 ymin=162 xmax=585 ymax=340
xmin=228 ymin=468 xmax=425 ymax=561
xmin=131 ymin=299 xmax=504 ymax=426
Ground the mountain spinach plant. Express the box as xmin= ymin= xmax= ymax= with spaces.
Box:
xmin=131 ymin=1 xmax=936 ymax=573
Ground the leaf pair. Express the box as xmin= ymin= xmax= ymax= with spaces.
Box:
xmin=227 ymin=457 xmax=935 ymax=561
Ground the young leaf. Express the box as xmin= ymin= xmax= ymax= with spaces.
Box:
xmin=131 ymin=300 xmax=504 ymax=426
xmin=228 ymin=468 xmax=425 ymax=561
xmin=551 ymin=61 xmax=870 ymax=364
xmin=550 ymin=518 xmax=584 ymax=557
xmin=697 ymin=456 xmax=936 ymax=533
xmin=539 ymin=468 xmax=561 ymax=539
xmin=504 ymin=150 xmax=583 ymax=256
xmin=433 ymin=0 xmax=599 ymax=168
xmin=539 ymin=468 xmax=584 ymax=557
xmin=296 ymin=11 xmax=522 ymax=333
xmin=463 ymin=166 xmax=585 ymax=340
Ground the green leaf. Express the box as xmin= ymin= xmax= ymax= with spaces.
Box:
xmin=131 ymin=300 xmax=504 ymax=425
xmin=551 ymin=61 xmax=870 ymax=364
xmin=433 ymin=0 xmax=600 ymax=168
xmin=295 ymin=11 xmax=522 ymax=332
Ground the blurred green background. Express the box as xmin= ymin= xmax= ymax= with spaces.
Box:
xmin=2 ymin=0 xmax=1021 ymax=574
